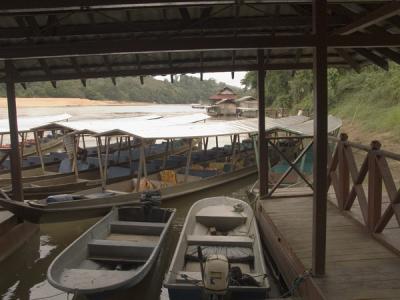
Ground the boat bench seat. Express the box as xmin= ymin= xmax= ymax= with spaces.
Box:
xmin=186 ymin=235 xmax=253 ymax=247
xmin=110 ymin=221 xmax=165 ymax=235
xmin=185 ymin=245 xmax=254 ymax=263
xmin=176 ymin=271 xmax=265 ymax=285
xmin=88 ymin=239 xmax=155 ymax=263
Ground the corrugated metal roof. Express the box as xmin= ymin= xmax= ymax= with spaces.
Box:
xmin=1 ymin=1 xmax=395 ymax=83
xmin=34 ymin=113 xmax=209 ymax=135
xmin=124 ymin=115 xmax=341 ymax=139
xmin=0 ymin=113 xmax=71 ymax=134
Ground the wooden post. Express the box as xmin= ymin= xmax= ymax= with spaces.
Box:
xmin=204 ymin=137 xmax=209 ymax=153
xmin=20 ymin=132 xmax=26 ymax=160
xmin=338 ymin=133 xmax=350 ymax=210
xmin=103 ymin=136 xmax=111 ymax=184
xmin=215 ymin=136 xmax=219 ymax=149
xmin=82 ymin=134 xmax=86 ymax=149
xmin=5 ymin=60 xmax=23 ymax=202
xmin=368 ymin=140 xmax=382 ymax=231
xmin=72 ymin=135 xmax=79 ymax=180
xmin=184 ymin=139 xmax=193 ymax=183
xmin=312 ymin=0 xmax=328 ymax=277
xmin=96 ymin=136 xmax=105 ymax=190
xmin=136 ymin=140 xmax=144 ymax=192
xmin=127 ymin=136 xmax=133 ymax=174
xmin=116 ymin=136 xmax=123 ymax=164
xmin=252 ymin=135 xmax=260 ymax=171
xmin=34 ymin=131 xmax=45 ymax=174
xmin=141 ymin=142 xmax=148 ymax=178
xmin=257 ymin=49 xmax=268 ymax=198
xmin=162 ymin=139 xmax=170 ymax=169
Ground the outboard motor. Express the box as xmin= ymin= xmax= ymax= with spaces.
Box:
xmin=203 ymin=254 xmax=229 ymax=295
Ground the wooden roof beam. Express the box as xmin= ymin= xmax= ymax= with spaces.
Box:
xmin=375 ymin=48 xmax=400 ymax=65
xmin=6 ymin=62 xmax=320 ymax=83
xmin=38 ymin=59 xmax=57 ymax=87
xmin=4 ymin=33 xmax=400 ymax=60
xmin=199 ymin=51 xmax=203 ymax=81
xmin=168 ymin=52 xmax=174 ymax=83
xmin=354 ymin=48 xmax=388 ymax=70
xmin=333 ymin=2 xmax=400 ymax=35
xmin=103 ymin=55 xmax=116 ymax=85
xmin=136 ymin=54 xmax=144 ymax=85
xmin=179 ymin=7 xmax=191 ymax=22
xmin=70 ymin=57 xmax=86 ymax=86
xmin=335 ymin=48 xmax=360 ymax=72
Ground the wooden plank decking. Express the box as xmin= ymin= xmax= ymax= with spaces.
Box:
xmin=256 ymin=187 xmax=400 ymax=300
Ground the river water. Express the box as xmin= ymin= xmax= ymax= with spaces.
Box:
xmin=0 ymin=104 xmax=279 ymax=300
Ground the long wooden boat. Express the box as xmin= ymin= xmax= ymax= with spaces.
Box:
xmin=0 ymin=139 xmax=192 ymax=188
xmin=0 ymin=159 xmax=256 ymax=223
xmin=47 ymin=205 xmax=175 ymax=295
xmin=164 ymin=196 xmax=269 ymax=300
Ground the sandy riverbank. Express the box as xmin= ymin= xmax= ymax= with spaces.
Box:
xmin=0 ymin=97 xmax=151 ymax=108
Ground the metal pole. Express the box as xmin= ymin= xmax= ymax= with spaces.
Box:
xmin=5 ymin=60 xmax=23 ymax=202
xmin=312 ymin=0 xmax=328 ymax=276
xmin=257 ymin=49 xmax=267 ymax=198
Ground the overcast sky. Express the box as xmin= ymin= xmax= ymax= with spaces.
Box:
xmin=155 ymin=71 xmax=246 ymax=87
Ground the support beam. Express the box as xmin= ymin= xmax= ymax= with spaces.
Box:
xmin=375 ymin=48 xmax=400 ymax=65
xmin=103 ymin=55 xmax=117 ymax=85
xmin=38 ymin=59 xmax=56 ymax=88
xmin=5 ymin=60 xmax=23 ymax=202
xmin=333 ymin=2 xmax=400 ymax=35
xmin=257 ymin=49 xmax=267 ymax=198
xmin=335 ymin=48 xmax=361 ymax=73
xmin=354 ymin=48 xmax=388 ymax=70
xmin=312 ymin=0 xmax=328 ymax=277
xmin=184 ymin=139 xmax=193 ymax=183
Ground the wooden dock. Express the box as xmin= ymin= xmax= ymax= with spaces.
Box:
xmin=256 ymin=187 xmax=400 ymax=300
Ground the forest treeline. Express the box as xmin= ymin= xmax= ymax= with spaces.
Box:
xmin=0 ymin=75 xmax=241 ymax=104
xmin=241 ymin=63 xmax=400 ymax=138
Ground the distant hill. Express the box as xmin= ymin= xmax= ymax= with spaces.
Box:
xmin=0 ymin=75 xmax=242 ymax=104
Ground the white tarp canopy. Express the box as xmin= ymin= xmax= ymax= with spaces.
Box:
xmin=33 ymin=113 xmax=209 ymax=135
xmin=0 ymin=113 xmax=72 ymax=134
xmin=118 ymin=115 xmax=342 ymax=140
xmin=124 ymin=115 xmax=311 ymax=139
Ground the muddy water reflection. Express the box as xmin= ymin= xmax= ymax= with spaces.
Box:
xmin=0 ymin=175 xmax=260 ymax=300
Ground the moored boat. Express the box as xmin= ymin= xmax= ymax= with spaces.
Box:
xmin=164 ymin=196 xmax=269 ymax=300
xmin=47 ymin=204 xmax=175 ymax=296
xmin=0 ymin=146 xmax=256 ymax=223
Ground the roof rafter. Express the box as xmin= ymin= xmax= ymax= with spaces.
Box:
xmin=38 ymin=59 xmax=57 ymax=87
xmin=375 ymin=48 xmax=400 ymax=65
xmin=103 ymin=55 xmax=117 ymax=85
xmin=333 ymin=2 xmax=400 ymax=35
xmin=3 ymin=62 xmax=324 ymax=83
xmin=354 ymin=48 xmax=388 ymax=70
xmin=335 ymin=48 xmax=361 ymax=72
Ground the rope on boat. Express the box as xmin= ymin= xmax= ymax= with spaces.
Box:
xmin=280 ymin=269 xmax=311 ymax=298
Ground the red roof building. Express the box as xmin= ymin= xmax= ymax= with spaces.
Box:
xmin=209 ymin=87 xmax=237 ymax=101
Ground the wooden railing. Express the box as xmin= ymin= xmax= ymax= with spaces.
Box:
xmin=328 ymin=133 xmax=400 ymax=234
